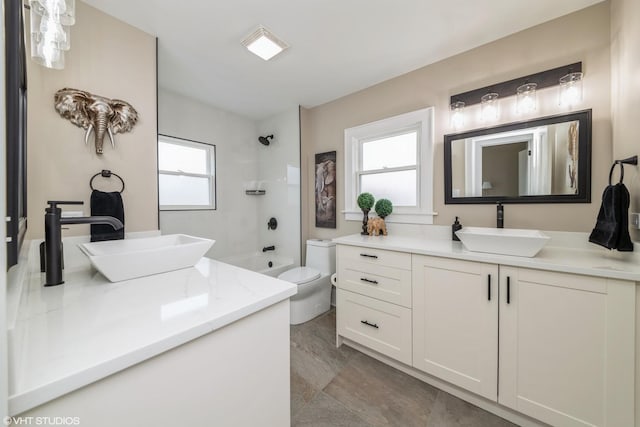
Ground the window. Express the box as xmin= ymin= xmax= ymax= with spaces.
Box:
xmin=344 ymin=107 xmax=434 ymax=224
xmin=158 ymin=135 xmax=216 ymax=210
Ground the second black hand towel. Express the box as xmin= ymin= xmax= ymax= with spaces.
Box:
xmin=90 ymin=190 xmax=125 ymax=242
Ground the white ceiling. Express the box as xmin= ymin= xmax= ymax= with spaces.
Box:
xmin=83 ymin=0 xmax=603 ymax=120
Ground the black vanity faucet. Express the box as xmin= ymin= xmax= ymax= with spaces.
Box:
xmin=43 ymin=200 xmax=124 ymax=286
xmin=497 ymin=202 xmax=504 ymax=229
xmin=262 ymin=245 xmax=275 ymax=252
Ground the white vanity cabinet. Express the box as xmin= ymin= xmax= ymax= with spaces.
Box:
xmin=336 ymin=245 xmax=412 ymax=364
xmin=498 ymin=267 xmax=635 ymax=427
xmin=412 ymin=255 xmax=499 ymax=401
xmin=335 ymin=238 xmax=638 ymax=427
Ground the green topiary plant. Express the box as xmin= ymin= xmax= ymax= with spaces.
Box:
xmin=374 ymin=198 xmax=393 ymax=218
xmin=357 ymin=193 xmax=375 ymax=235
xmin=357 ymin=193 xmax=375 ymax=211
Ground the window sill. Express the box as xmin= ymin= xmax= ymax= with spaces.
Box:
xmin=343 ymin=210 xmax=437 ymax=225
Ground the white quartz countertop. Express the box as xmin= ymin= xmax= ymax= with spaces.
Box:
xmin=333 ymin=233 xmax=640 ymax=282
xmin=7 ymin=239 xmax=297 ymax=415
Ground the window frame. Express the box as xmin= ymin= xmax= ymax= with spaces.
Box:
xmin=158 ymin=134 xmax=217 ymax=211
xmin=344 ymin=107 xmax=435 ymax=224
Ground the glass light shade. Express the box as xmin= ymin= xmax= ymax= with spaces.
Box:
xmin=516 ymin=82 xmax=537 ymax=114
xmin=450 ymin=101 xmax=465 ymax=130
xmin=31 ymin=38 xmax=65 ymax=69
xmin=30 ymin=0 xmax=75 ymax=26
xmin=482 ymin=181 xmax=493 ymax=190
xmin=31 ymin=9 xmax=71 ymax=51
xmin=481 ymin=93 xmax=500 ymax=122
xmin=559 ymin=72 xmax=583 ymax=107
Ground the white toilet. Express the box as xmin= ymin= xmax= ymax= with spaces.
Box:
xmin=278 ymin=239 xmax=336 ymax=325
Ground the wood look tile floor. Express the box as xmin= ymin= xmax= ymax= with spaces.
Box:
xmin=290 ymin=309 xmax=516 ymax=427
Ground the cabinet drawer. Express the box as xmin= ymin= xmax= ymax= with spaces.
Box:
xmin=338 ymin=263 xmax=411 ymax=307
xmin=337 ymin=245 xmax=411 ymax=271
xmin=337 ymin=289 xmax=412 ymax=365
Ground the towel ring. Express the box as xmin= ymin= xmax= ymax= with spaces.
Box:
xmin=609 ymin=155 xmax=638 ymax=185
xmin=90 ymin=170 xmax=125 ymax=193
xmin=608 ymin=162 xmax=624 ymax=185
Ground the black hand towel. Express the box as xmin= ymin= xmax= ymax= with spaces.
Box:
xmin=588 ymin=182 xmax=633 ymax=251
xmin=90 ymin=190 xmax=125 ymax=242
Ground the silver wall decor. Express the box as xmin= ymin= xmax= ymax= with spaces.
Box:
xmin=54 ymin=88 xmax=139 ymax=154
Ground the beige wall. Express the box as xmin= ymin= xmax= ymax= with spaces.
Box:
xmin=611 ymin=0 xmax=640 ymax=240
xmin=302 ymin=3 xmax=611 ymax=240
xmin=26 ymin=1 xmax=158 ymax=239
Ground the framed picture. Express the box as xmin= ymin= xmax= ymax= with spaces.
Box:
xmin=315 ymin=151 xmax=337 ymax=228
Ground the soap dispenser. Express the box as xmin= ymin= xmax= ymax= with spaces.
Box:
xmin=452 ymin=216 xmax=462 ymax=241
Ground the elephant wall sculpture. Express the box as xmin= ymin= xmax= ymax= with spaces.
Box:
xmin=54 ymin=88 xmax=138 ymax=154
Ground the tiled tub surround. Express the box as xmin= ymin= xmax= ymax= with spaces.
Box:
xmin=7 ymin=235 xmax=296 ymax=425
xmin=334 ymin=228 xmax=640 ymax=427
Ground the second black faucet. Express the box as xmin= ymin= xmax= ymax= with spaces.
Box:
xmin=497 ymin=202 xmax=504 ymax=228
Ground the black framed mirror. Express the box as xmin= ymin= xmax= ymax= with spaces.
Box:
xmin=5 ymin=0 xmax=28 ymax=269
xmin=444 ymin=109 xmax=591 ymax=204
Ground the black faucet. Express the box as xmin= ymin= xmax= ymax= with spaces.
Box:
xmin=262 ymin=245 xmax=275 ymax=252
xmin=43 ymin=201 xmax=124 ymax=286
xmin=496 ymin=202 xmax=504 ymax=229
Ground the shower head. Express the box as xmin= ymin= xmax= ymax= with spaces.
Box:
xmin=259 ymin=135 xmax=274 ymax=146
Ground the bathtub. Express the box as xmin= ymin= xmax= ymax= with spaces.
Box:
xmin=220 ymin=253 xmax=295 ymax=277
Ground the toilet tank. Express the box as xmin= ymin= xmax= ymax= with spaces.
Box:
xmin=305 ymin=239 xmax=336 ymax=275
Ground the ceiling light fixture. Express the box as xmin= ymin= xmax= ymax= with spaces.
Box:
xmin=241 ymin=25 xmax=289 ymax=61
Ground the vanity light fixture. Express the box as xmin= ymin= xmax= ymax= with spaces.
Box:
xmin=28 ymin=0 xmax=76 ymax=70
xmin=241 ymin=25 xmax=289 ymax=61
xmin=481 ymin=93 xmax=500 ymax=122
xmin=559 ymin=72 xmax=583 ymax=107
xmin=450 ymin=101 xmax=465 ymax=130
xmin=449 ymin=62 xmax=582 ymax=128
xmin=516 ymin=82 xmax=537 ymax=114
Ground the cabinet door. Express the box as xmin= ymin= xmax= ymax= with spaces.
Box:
xmin=499 ymin=267 xmax=635 ymax=427
xmin=412 ymin=255 xmax=498 ymax=400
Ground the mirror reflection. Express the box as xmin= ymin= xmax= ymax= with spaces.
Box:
xmin=444 ymin=110 xmax=591 ymax=204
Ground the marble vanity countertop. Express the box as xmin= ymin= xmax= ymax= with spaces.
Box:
xmin=7 ymin=238 xmax=297 ymax=415
xmin=333 ymin=233 xmax=640 ymax=282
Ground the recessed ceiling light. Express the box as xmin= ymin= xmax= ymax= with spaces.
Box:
xmin=241 ymin=25 xmax=289 ymax=61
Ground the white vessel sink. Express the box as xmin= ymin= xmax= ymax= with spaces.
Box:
xmin=455 ymin=227 xmax=550 ymax=258
xmin=79 ymin=234 xmax=215 ymax=282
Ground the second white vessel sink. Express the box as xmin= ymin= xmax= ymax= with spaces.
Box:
xmin=455 ymin=227 xmax=550 ymax=258
xmin=79 ymin=234 xmax=215 ymax=282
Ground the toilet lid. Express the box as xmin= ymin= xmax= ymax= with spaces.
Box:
xmin=278 ymin=267 xmax=321 ymax=284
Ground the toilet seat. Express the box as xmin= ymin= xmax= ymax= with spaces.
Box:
xmin=278 ymin=266 xmax=321 ymax=284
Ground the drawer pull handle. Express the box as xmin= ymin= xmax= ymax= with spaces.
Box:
xmin=360 ymin=277 xmax=379 ymax=285
xmin=487 ymin=274 xmax=491 ymax=301
xmin=361 ymin=320 xmax=379 ymax=329
xmin=507 ymin=276 xmax=511 ymax=304
xmin=360 ymin=253 xmax=378 ymax=259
